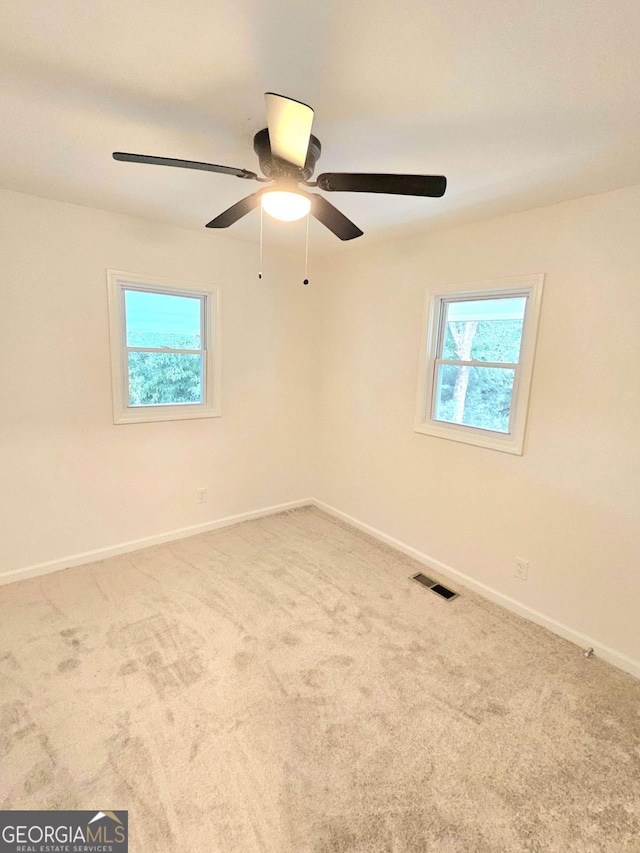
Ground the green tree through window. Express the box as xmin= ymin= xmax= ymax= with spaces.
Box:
xmin=435 ymin=297 xmax=525 ymax=433
xmin=124 ymin=289 xmax=204 ymax=406
xmin=127 ymin=331 xmax=202 ymax=405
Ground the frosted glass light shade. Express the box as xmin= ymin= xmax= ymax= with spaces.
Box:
xmin=261 ymin=191 xmax=311 ymax=222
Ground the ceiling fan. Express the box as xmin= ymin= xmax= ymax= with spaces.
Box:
xmin=113 ymin=93 xmax=447 ymax=241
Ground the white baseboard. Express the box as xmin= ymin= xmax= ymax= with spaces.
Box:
xmin=313 ymin=499 xmax=640 ymax=681
xmin=3 ymin=495 xmax=637 ymax=681
xmin=0 ymin=498 xmax=313 ymax=588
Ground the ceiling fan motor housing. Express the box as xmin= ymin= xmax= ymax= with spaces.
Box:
xmin=253 ymin=128 xmax=321 ymax=181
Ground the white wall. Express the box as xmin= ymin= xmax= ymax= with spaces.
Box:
xmin=313 ymin=185 xmax=640 ymax=668
xmin=0 ymin=188 xmax=315 ymax=576
xmin=1 ymin=182 xmax=638 ymax=674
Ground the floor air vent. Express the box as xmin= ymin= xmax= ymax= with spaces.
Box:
xmin=411 ymin=572 xmax=437 ymax=589
xmin=411 ymin=573 xmax=459 ymax=601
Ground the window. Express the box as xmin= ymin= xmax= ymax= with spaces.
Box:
xmin=107 ymin=270 xmax=221 ymax=424
xmin=415 ymin=275 xmax=544 ymax=454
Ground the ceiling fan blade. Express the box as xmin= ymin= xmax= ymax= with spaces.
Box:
xmin=264 ymin=93 xmax=314 ymax=168
xmin=316 ymin=172 xmax=447 ymax=197
xmin=205 ymin=193 xmax=261 ymax=228
xmin=309 ymin=193 xmax=363 ymax=241
xmin=113 ymin=152 xmax=258 ymax=180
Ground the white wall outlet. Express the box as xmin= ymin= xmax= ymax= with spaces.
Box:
xmin=196 ymin=488 xmax=208 ymax=504
xmin=515 ymin=558 xmax=529 ymax=581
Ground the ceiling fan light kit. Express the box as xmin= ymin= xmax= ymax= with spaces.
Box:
xmin=113 ymin=92 xmax=447 ymax=256
xmin=261 ymin=189 xmax=311 ymax=222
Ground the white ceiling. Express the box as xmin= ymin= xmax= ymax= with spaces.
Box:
xmin=2 ymin=0 xmax=640 ymax=251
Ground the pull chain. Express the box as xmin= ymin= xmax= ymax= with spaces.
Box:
xmin=258 ymin=204 xmax=263 ymax=280
xmin=303 ymin=212 xmax=310 ymax=285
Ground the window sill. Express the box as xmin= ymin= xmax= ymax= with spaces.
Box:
xmin=114 ymin=405 xmax=221 ymax=425
xmin=414 ymin=420 xmax=524 ymax=455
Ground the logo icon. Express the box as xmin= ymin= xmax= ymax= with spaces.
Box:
xmin=88 ymin=811 xmax=123 ymax=825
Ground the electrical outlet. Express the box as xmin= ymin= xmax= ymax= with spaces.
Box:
xmin=196 ymin=488 xmax=208 ymax=504
xmin=515 ymin=558 xmax=529 ymax=581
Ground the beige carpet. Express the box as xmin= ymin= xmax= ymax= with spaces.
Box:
xmin=1 ymin=507 xmax=639 ymax=852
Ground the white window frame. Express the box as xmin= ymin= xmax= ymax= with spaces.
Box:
xmin=107 ymin=269 xmax=221 ymax=425
xmin=415 ymin=274 xmax=544 ymax=455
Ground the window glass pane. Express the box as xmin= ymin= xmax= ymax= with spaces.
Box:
xmin=125 ymin=289 xmax=202 ymax=349
xmin=433 ymin=364 xmax=515 ymax=433
xmin=441 ymin=296 xmax=526 ymax=363
xmin=128 ymin=352 xmax=203 ymax=406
